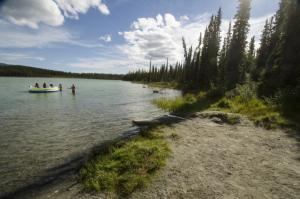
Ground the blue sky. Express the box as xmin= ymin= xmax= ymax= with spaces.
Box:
xmin=0 ymin=0 xmax=279 ymax=74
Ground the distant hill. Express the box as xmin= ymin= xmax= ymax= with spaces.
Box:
xmin=0 ymin=63 xmax=124 ymax=80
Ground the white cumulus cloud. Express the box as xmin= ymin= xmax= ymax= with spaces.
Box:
xmin=119 ymin=13 xmax=205 ymax=66
xmin=118 ymin=13 xmax=271 ymax=67
xmin=0 ymin=0 xmax=64 ymax=29
xmin=54 ymin=0 xmax=110 ymax=19
xmin=0 ymin=0 xmax=109 ymax=28
xmin=99 ymin=34 xmax=112 ymax=42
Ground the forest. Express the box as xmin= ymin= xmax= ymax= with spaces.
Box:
xmin=123 ymin=0 xmax=300 ymax=121
xmin=0 ymin=63 xmax=124 ymax=80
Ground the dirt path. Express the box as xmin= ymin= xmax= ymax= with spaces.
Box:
xmin=19 ymin=112 xmax=300 ymax=199
xmin=131 ymin=112 xmax=300 ymax=199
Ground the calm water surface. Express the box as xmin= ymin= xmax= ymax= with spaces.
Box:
xmin=0 ymin=77 xmax=180 ymax=195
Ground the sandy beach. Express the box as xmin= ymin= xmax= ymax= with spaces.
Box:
xmin=131 ymin=113 xmax=300 ymax=199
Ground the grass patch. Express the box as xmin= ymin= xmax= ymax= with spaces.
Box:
xmin=153 ymin=84 xmax=291 ymax=129
xmin=79 ymin=127 xmax=170 ymax=198
xmin=210 ymin=96 xmax=289 ymax=129
xmin=153 ymin=92 xmax=218 ymax=114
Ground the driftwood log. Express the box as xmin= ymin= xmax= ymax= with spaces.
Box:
xmin=132 ymin=114 xmax=185 ymax=126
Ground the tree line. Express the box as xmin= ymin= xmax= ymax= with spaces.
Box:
xmin=123 ymin=0 xmax=300 ymax=110
xmin=0 ymin=63 xmax=124 ymax=80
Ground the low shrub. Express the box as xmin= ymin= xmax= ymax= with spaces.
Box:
xmin=225 ymin=83 xmax=257 ymax=102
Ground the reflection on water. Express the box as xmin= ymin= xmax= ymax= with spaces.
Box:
xmin=0 ymin=77 xmax=181 ymax=195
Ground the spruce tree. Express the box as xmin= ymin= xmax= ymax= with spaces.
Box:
xmin=199 ymin=27 xmax=210 ymax=88
xmin=224 ymin=0 xmax=251 ymax=89
xmin=254 ymin=19 xmax=271 ymax=81
xmin=209 ymin=8 xmax=222 ymax=87
xmin=219 ymin=22 xmax=232 ymax=86
xmin=199 ymin=9 xmax=222 ymax=89
xmin=194 ymin=33 xmax=202 ymax=85
xmin=246 ymin=36 xmax=255 ymax=75
xmin=260 ymin=0 xmax=299 ymax=96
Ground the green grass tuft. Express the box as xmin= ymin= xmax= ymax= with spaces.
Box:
xmin=210 ymin=96 xmax=289 ymax=129
xmin=79 ymin=128 xmax=170 ymax=197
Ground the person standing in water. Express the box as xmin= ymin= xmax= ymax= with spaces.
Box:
xmin=71 ymin=84 xmax=76 ymax=94
xmin=59 ymin=84 xmax=62 ymax=91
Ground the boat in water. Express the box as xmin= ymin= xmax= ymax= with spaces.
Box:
xmin=29 ymin=86 xmax=59 ymax=93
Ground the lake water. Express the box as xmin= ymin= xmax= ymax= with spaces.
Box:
xmin=0 ymin=77 xmax=180 ymax=196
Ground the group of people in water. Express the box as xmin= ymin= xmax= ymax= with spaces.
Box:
xmin=34 ymin=82 xmax=76 ymax=94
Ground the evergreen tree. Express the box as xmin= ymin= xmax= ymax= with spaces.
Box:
xmin=224 ymin=0 xmax=251 ymax=89
xmin=253 ymin=18 xmax=273 ymax=81
xmin=199 ymin=27 xmax=210 ymax=87
xmin=219 ymin=22 xmax=232 ymax=86
xmin=260 ymin=0 xmax=300 ymax=97
xmin=245 ymin=36 xmax=256 ymax=75
xmin=194 ymin=33 xmax=202 ymax=85
xmin=199 ymin=8 xmax=222 ymax=89
xmin=148 ymin=59 xmax=152 ymax=82
xmin=209 ymin=8 xmax=222 ymax=87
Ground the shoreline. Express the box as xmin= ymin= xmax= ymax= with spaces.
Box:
xmin=6 ymin=111 xmax=300 ymax=199
xmin=0 ymin=115 xmax=181 ymax=199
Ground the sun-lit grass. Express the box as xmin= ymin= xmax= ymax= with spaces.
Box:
xmin=153 ymin=84 xmax=291 ymax=129
xmin=153 ymin=94 xmax=196 ymax=112
xmin=210 ymin=96 xmax=289 ymax=129
xmin=153 ymin=92 xmax=217 ymax=114
xmin=79 ymin=128 xmax=170 ymax=197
